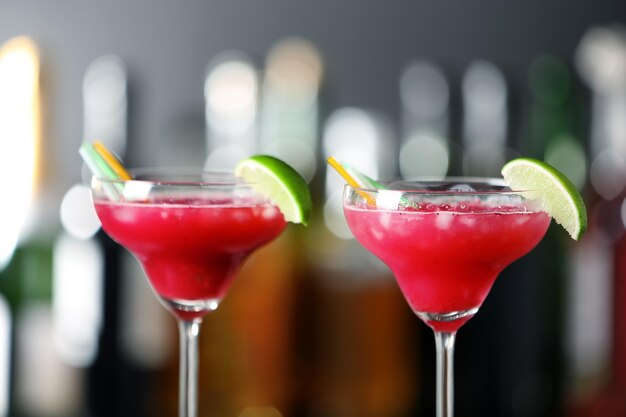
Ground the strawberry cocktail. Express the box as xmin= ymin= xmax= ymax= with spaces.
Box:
xmin=91 ymin=170 xmax=287 ymax=417
xmin=343 ymin=179 xmax=550 ymax=417
xmin=94 ymin=196 xmax=286 ymax=320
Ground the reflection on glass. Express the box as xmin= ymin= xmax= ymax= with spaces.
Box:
xmin=399 ymin=61 xmax=450 ymax=179
xmin=259 ymin=37 xmax=323 ymax=182
xmin=205 ymin=52 xmax=258 ymax=170
xmin=0 ymin=36 xmax=40 ymax=269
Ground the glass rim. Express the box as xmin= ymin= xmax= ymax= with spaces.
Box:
xmin=88 ymin=167 xmax=255 ymax=188
xmin=344 ymin=177 xmax=538 ymax=195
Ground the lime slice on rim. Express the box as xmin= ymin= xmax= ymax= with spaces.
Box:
xmin=501 ymin=157 xmax=587 ymax=240
xmin=235 ymin=155 xmax=312 ymax=226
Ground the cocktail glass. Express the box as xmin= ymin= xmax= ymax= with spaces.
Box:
xmin=90 ymin=169 xmax=287 ymax=417
xmin=343 ymin=179 xmax=551 ymax=417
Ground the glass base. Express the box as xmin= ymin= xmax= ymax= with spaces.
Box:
xmin=416 ymin=307 xmax=479 ymax=332
xmin=160 ymin=297 xmax=221 ymax=321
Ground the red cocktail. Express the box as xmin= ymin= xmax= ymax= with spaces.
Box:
xmin=345 ymin=200 xmax=549 ymax=332
xmin=91 ymin=170 xmax=287 ymax=417
xmin=95 ymin=199 xmax=285 ymax=320
xmin=343 ymin=179 xmax=550 ymax=417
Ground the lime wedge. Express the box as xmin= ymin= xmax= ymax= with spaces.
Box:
xmin=235 ymin=155 xmax=312 ymax=226
xmin=501 ymin=157 xmax=587 ymax=240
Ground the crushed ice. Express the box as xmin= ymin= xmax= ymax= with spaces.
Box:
xmin=435 ymin=212 xmax=454 ymax=229
xmin=123 ymin=180 xmax=153 ymax=201
xmin=376 ymin=190 xmax=403 ymax=210
xmin=447 ymin=183 xmax=476 ymax=192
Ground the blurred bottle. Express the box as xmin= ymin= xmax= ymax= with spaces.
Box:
xmin=399 ymin=60 xmax=453 ymax=179
xmin=204 ymin=51 xmax=259 ymax=171
xmin=54 ymin=55 xmax=159 ymax=417
xmin=198 ymin=51 xmax=262 ymax=417
xmin=456 ymin=56 xmax=581 ymax=417
xmin=465 ymin=54 xmax=584 ymax=417
xmin=15 ymin=244 xmax=86 ymax=417
xmin=0 ymin=36 xmax=25 ymax=413
xmin=0 ymin=295 xmax=8 ymax=417
xmin=0 ymin=36 xmax=87 ymax=417
xmin=184 ymin=46 xmax=312 ymax=417
xmin=520 ymin=54 xmax=584 ymax=417
xmin=457 ymin=59 xmax=516 ymax=417
xmin=298 ymin=107 xmax=417 ymax=417
xmin=0 ymin=36 xmax=44 ymax=275
xmin=259 ymin=37 xmax=323 ymax=186
xmin=141 ymin=52 xmax=264 ymax=417
xmin=256 ymin=38 xmax=326 ymax=416
xmin=566 ymin=25 xmax=626 ymax=417
xmin=81 ymin=55 xmax=130 ymax=417
xmin=398 ymin=60 xmax=451 ymax=417
xmin=225 ymin=39 xmax=323 ymax=417
xmin=461 ymin=60 xmax=511 ymax=177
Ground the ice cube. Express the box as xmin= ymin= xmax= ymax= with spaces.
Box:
xmin=459 ymin=216 xmax=476 ymax=227
xmin=448 ymin=183 xmax=476 ymax=192
xmin=262 ymin=207 xmax=279 ymax=219
xmin=376 ymin=190 xmax=403 ymax=210
xmin=436 ymin=212 xmax=454 ymax=229
xmin=123 ymin=180 xmax=153 ymax=201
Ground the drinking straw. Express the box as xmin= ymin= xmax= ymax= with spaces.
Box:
xmin=343 ymin=163 xmax=385 ymax=190
xmin=93 ymin=141 xmax=132 ymax=180
xmin=327 ymin=157 xmax=413 ymax=208
xmin=79 ymin=141 xmax=124 ymax=200
xmin=326 ymin=156 xmax=376 ymax=206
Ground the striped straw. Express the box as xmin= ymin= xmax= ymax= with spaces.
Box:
xmin=326 ymin=156 xmax=376 ymax=206
xmin=327 ymin=157 xmax=413 ymax=208
xmin=79 ymin=141 xmax=128 ymax=200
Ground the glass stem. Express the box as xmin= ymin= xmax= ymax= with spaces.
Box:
xmin=178 ymin=318 xmax=203 ymax=417
xmin=434 ymin=330 xmax=456 ymax=417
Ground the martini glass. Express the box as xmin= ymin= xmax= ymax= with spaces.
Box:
xmin=343 ymin=178 xmax=551 ymax=417
xmin=91 ymin=169 xmax=287 ymax=417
